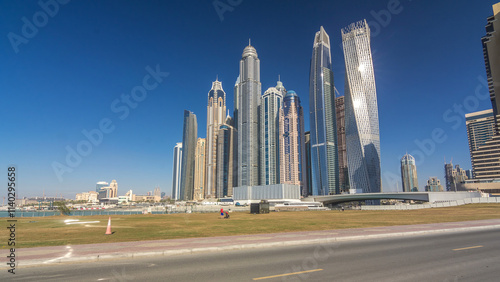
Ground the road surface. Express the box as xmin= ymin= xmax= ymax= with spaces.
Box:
xmin=6 ymin=228 xmax=500 ymax=281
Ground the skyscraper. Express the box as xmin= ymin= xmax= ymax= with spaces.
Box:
xmin=194 ymin=138 xmax=206 ymax=201
xmin=400 ymin=154 xmax=418 ymax=192
xmin=444 ymin=161 xmax=454 ymax=191
xmin=236 ymin=42 xmax=261 ymax=187
xmin=216 ymin=116 xmax=236 ymax=198
xmin=335 ymin=96 xmax=349 ymax=193
xmin=466 ymin=109 xmax=495 ymax=152
xmin=180 ymin=110 xmax=197 ymax=201
xmin=205 ymin=79 xmax=226 ymax=199
xmin=342 ymin=20 xmax=381 ymax=194
xmin=466 ymin=109 xmax=495 ymax=178
xmin=471 ymin=3 xmax=500 ymax=180
xmin=261 ymin=80 xmax=284 ymax=185
xmin=171 ymin=142 xmax=183 ymax=200
xmin=279 ymin=90 xmax=306 ymax=195
xmin=482 ymin=3 xmax=500 ymax=127
xmin=304 ymin=131 xmax=312 ymax=196
xmin=308 ymin=26 xmax=339 ymax=195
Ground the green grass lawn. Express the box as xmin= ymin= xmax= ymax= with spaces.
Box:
xmin=3 ymin=204 xmax=500 ymax=249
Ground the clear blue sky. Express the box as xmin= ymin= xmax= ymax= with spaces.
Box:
xmin=0 ymin=0 xmax=496 ymax=198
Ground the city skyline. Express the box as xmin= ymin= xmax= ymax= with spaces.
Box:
xmin=1 ymin=1 xmax=496 ymax=198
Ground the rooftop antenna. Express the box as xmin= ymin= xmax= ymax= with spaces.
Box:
xmin=278 ymin=74 xmax=281 ymax=82
xmin=249 ymin=38 xmax=251 ymax=46
xmin=216 ymin=74 xmax=218 ymax=81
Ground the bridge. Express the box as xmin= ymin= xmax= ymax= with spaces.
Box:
xmin=303 ymin=192 xmax=482 ymax=205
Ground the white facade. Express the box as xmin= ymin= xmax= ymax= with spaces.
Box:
xmin=342 ymin=20 xmax=381 ymax=194
xmin=260 ymin=81 xmax=284 ymax=185
xmin=172 ymin=142 xmax=183 ymax=200
xmin=233 ymin=184 xmax=301 ymax=201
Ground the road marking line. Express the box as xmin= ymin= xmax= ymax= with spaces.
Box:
xmin=253 ymin=269 xmax=323 ymax=280
xmin=453 ymin=245 xmax=484 ymax=251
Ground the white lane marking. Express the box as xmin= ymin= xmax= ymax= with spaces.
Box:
xmin=43 ymin=245 xmax=73 ymax=264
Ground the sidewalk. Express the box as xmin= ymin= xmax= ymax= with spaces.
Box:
xmin=10 ymin=218 xmax=500 ymax=268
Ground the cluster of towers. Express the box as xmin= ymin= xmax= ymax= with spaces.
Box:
xmin=400 ymin=3 xmax=500 ymax=194
xmin=172 ymin=20 xmax=382 ymax=201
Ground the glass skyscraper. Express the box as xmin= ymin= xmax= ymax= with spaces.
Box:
xmin=180 ymin=110 xmax=197 ymax=201
xmin=400 ymin=153 xmax=418 ymax=192
xmin=308 ymin=26 xmax=339 ymax=196
xmin=342 ymin=20 xmax=381 ymax=194
xmin=236 ymin=43 xmax=261 ymax=187
xmin=335 ymin=96 xmax=349 ymax=193
xmin=260 ymin=80 xmax=284 ymax=185
xmin=216 ymin=117 xmax=236 ymax=198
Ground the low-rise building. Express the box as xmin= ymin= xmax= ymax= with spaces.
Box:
xmin=425 ymin=177 xmax=444 ymax=192
xmin=75 ymin=191 xmax=99 ymax=203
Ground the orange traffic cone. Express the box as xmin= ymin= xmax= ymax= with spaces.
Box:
xmin=105 ymin=217 xmax=112 ymax=235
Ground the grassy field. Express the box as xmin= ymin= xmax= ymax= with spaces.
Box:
xmin=3 ymin=204 xmax=500 ymax=249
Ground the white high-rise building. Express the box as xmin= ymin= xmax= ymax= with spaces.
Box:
xmin=171 ymin=142 xmax=183 ymax=200
xmin=260 ymin=80 xmax=285 ymax=185
xmin=342 ymin=20 xmax=381 ymax=194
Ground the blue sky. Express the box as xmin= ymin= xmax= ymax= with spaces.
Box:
xmin=0 ymin=0 xmax=496 ymax=198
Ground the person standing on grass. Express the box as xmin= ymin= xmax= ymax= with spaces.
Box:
xmin=220 ymin=208 xmax=224 ymax=216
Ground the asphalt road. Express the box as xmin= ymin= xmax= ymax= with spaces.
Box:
xmin=6 ymin=228 xmax=500 ymax=282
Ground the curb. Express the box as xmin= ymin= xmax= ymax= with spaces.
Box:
xmin=11 ymin=224 xmax=500 ymax=269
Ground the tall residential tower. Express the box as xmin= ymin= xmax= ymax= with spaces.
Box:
xmin=216 ymin=115 xmax=236 ymax=198
xmin=260 ymin=80 xmax=285 ymax=185
xmin=472 ymin=3 xmax=500 ymax=180
xmin=335 ymin=96 xmax=349 ymax=193
xmin=179 ymin=110 xmax=197 ymax=201
xmin=401 ymin=153 xmax=418 ymax=192
xmin=205 ymin=79 xmax=226 ymax=199
xmin=194 ymin=138 xmax=206 ymax=201
xmin=279 ymin=90 xmax=306 ymax=195
xmin=342 ymin=20 xmax=381 ymax=194
xmin=171 ymin=143 xmax=182 ymax=200
xmin=308 ymin=26 xmax=339 ymax=195
xmin=236 ymin=42 xmax=261 ymax=187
